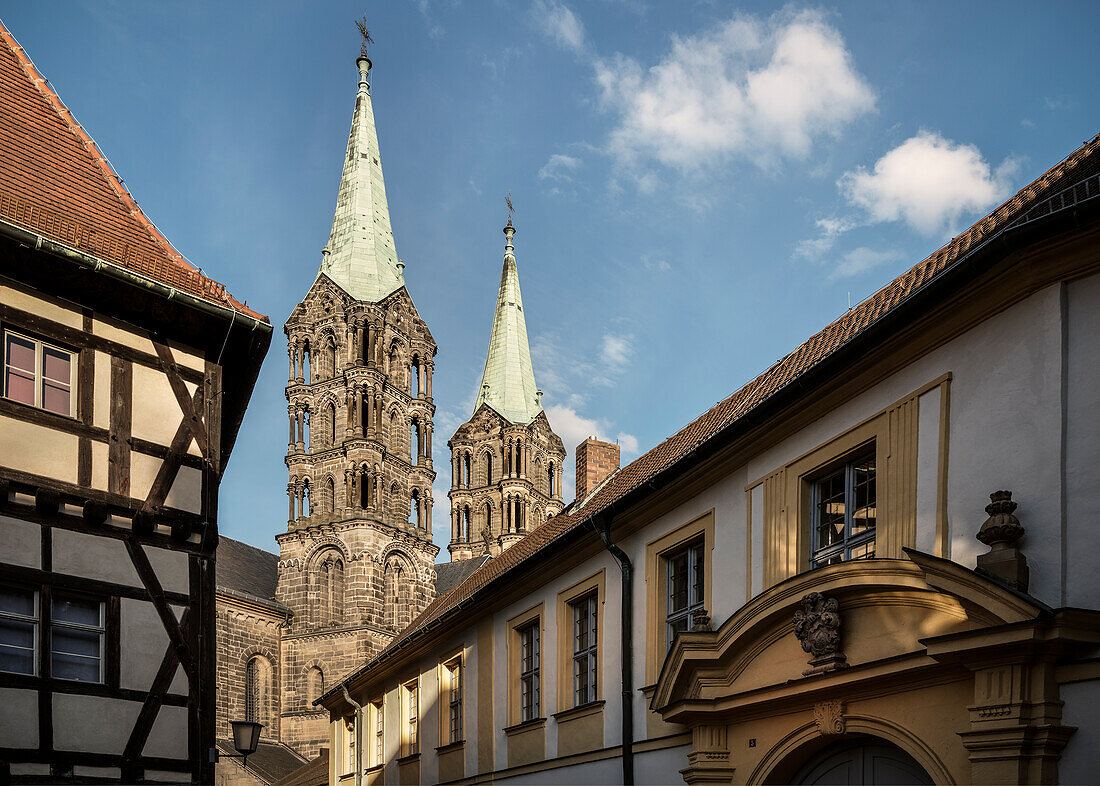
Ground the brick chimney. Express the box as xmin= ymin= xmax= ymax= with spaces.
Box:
xmin=575 ymin=437 xmax=620 ymax=501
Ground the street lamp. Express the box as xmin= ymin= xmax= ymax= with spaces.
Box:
xmin=210 ymin=721 xmax=264 ymax=769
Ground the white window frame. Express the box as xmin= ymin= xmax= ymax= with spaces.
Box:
xmin=519 ymin=621 xmax=540 ymax=722
xmin=3 ymin=329 xmax=76 ymax=417
xmin=372 ymin=698 xmax=384 ymax=767
xmin=571 ymin=593 xmax=598 ymax=706
xmin=405 ymin=680 xmax=419 ymax=756
xmin=665 ymin=538 xmax=704 ymax=652
xmin=0 ymin=586 xmax=39 ymax=676
xmin=50 ymin=593 xmax=105 ymax=684
xmin=445 ymin=658 xmax=462 ymax=744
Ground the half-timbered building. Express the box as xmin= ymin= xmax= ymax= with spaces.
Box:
xmin=0 ymin=21 xmax=271 ymax=784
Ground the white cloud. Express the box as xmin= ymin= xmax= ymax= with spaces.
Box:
xmin=600 ymin=332 xmax=633 ymax=369
xmin=545 ymin=403 xmax=640 ymax=501
xmin=839 ymin=131 xmax=1018 ymax=237
xmin=831 ymin=247 xmax=901 ymax=279
xmin=594 ymin=10 xmax=874 ymax=174
xmin=533 ymin=0 xmax=586 ymax=54
xmin=538 ymin=153 xmax=582 ymax=181
xmin=416 ymin=0 xmax=445 ymax=40
xmin=794 ymin=214 xmax=862 ymax=259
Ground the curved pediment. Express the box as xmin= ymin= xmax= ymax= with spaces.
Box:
xmin=652 ymin=553 xmax=1045 ymax=714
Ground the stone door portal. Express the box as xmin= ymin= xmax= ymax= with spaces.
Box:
xmin=791 ymin=739 xmax=933 ymax=785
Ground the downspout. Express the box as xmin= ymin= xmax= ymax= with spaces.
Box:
xmin=589 ymin=515 xmax=634 ymax=785
xmin=342 ymin=685 xmax=364 ymax=786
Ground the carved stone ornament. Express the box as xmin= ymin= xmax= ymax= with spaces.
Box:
xmin=793 ymin=592 xmax=849 ymax=676
xmin=813 ymin=700 xmax=846 ymax=736
xmin=975 ymin=490 xmax=1030 ymax=592
xmin=691 ymin=607 xmax=712 ymax=632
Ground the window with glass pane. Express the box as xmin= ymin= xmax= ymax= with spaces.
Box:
xmin=519 ymin=621 xmax=540 ymax=721
xmin=0 ymin=587 xmax=37 ymax=676
xmin=51 ymin=594 xmax=103 ymax=682
xmin=447 ymin=660 xmax=462 ymax=743
xmin=665 ymin=538 xmax=704 ymax=652
xmin=811 ymin=449 xmax=877 ymax=568
xmin=373 ymin=700 xmax=384 ymax=765
xmin=571 ymin=593 xmax=598 ymax=706
xmin=406 ymin=682 xmax=418 ymax=755
xmin=3 ymin=331 xmax=74 ymax=416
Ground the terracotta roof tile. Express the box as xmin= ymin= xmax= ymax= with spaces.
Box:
xmin=318 ymin=132 xmax=1100 ymax=699
xmin=0 ymin=21 xmax=267 ymax=321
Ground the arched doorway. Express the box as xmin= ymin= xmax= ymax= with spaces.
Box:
xmin=791 ymin=739 xmax=933 ymax=785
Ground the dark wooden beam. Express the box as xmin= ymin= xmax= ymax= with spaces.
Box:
xmin=108 ymin=356 xmax=132 ymax=497
xmin=152 ymin=340 xmax=210 ymax=460
xmin=124 ymin=539 xmax=197 ymax=680
xmin=0 ymin=561 xmax=190 ymax=606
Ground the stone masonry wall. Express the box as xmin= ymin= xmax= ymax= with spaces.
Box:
xmin=215 ymin=595 xmax=285 ymax=742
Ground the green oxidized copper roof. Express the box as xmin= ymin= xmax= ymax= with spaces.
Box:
xmin=317 ymin=56 xmax=404 ymax=302
xmin=474 ymin=222 xmax=543 ymax=424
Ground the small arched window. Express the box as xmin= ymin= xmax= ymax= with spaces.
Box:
xmin=410 ymin=489 xmax=420 ymax=527
xmin=484 ymin=501 xmax=493 ymax=535
xmin=245 ymin=656 xmax=269 ymax=725
xmin=484 ymin=452 xmax=492 ymax=485
xmin=302 ymin=340 xmax=312 ymax=383
xmin=461 ymin=506 xmax=471 ymax=541
xmin=307 ymin=666 xmax=325 ymax=703
xmin=411 ymin=356 xmax=420 ymax=397
xmin=327 ymin=338 xmax=338 ymax=378
xmin=325 ymin=476 xmax=336 ymax=513
xmin=410 ymin=418 xmax=420 ymax=464
xmin=315 ymin=551 xmax=344 ymax=627
xmin=463 ymin=453 xmax=471 ymax=489
xmin=548 ymin=462 xmax=555 ymax=497
xmin=327 ymin=402 xmax=337 ymax=446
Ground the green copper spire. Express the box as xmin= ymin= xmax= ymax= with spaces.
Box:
xmin=474 ymin=220 xmax=543 ymax=424
xmin=317 ymin=54 xmax=404 ymax=302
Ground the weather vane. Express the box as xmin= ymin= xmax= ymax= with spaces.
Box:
xmin=356 ymin=15 xmax=373 ymax=57
xmin=506 ymin=191 xmax=515 ymax=223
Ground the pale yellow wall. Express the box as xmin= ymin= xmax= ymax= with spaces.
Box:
xmin=0 ymin=417 xmax=78 ymax=484
xmin=91 ymin=315 xmax=157 ymax=356
xmin=52 ymin=528 xmax=141 ymax=587
xmin=131 ymin=363 xmax=199 ymax=447
xmin=93 ymin=349 xmax=111 ymax=429
xmin=1 ymin=282 xmax=82 ymax=329
xmin=90 ymin=440 xmax=109 ymax=491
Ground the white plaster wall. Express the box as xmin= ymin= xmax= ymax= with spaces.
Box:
xmin=0 ymin=687 xmax=38 ymax=747
xmin=1065 ymin=273 xmax=1100 ymax=609
xmin=52 ymin=529 xmax=140 ymax=587
xmin=131 ymin=363 xmax=198 ymax=447
xmin=0 ymin=417 xmax=78 ymax=484
xmin=129 ymin=452 xmax=161 ymax=504
xmin=93 ymin=350 xmax=111 ymax=430
xmin=146 ymin=545 xmax=190 ymax=595
xmin=165 ymin=464 xmax=203 ymax=514
xmin=91 ymin=440 xmax=109 ymax=491
xmin=53 ymin=694 xmax=140 ymax=753
xmin=143 ymin=704 xmax=188 ymax=758
xmin=0 ymin=514 xmax=41 ymax=568
xmin=167 ymin=337 xmax=205 ymax=372
xmin=121 ymin=598 xmax=190 ymax=694
xmin=1059 ymin=679 xmax=1100 ymax=785
xmin=1 ymin=283 xmax=82 ymax=328
xmin=92 ymin=316 xmax=156 ymax=355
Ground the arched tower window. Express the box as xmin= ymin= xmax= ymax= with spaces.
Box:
xmin=303 ymin=408 xmax=311 ymax=451
xmin=244 ymin=655 xmax=271 ymax=726
xmin=325 ymin=475 xmax=336 ymax=513
xmin=315 ymin=550 xmax=345 ymax=627
xmin=483 ymin=501 xmax=493 ymax=536
xmin=410 ymin=418 xmax=420 ymax=465
xmin=411 ymin=355 xmax=420 ymax=397
xmin=483 ymin=452 xmax=492 ymax=485
xmin=307 ymin=665 xmax=325 ymax=704
xmin=382 ymin=556 xmax=413 ymax=631
xmin=410 ymin=488 xmax=420 ymax=527
xmin=463 ymin=453 xmax=471 ymax=489
xmin=327 ymin=337 xmax=338 ymax=379
xmin=326 ymin=401 xmax=337 ymax=446
xmin=302 ymin=340 xmax=311 ymax=383
xmin=548 ymin=462 xmax=555 ymax=497
xmin=301 ymin=479 xmax=311 ymax=517
xmin=461 ymin=506 xmax=471 ymax=541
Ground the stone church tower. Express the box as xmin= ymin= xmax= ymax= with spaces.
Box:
xmin=447 ymin=221 xmax=566 ymax=561
xmin=275 ymin=51 xmax=438 ymax=753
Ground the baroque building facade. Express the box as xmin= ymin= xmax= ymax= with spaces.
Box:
xmin=447 ymin=221 xmax=566 ymax=561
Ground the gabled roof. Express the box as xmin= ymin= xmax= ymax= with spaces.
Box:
xmin=316 ymin=55 xmax=405 ymax=303
xmin=0 ymin=21 xmax=265 ymax=322
xmin=322 ymin=135 xmax=1100 ymax=703
xmin=434 ymin=555 xmax=491 ymax=596
xmin=217 ymin=536 xmax=280 ymax=603
xmin=472 ymin=221 xmax=543 ymax=424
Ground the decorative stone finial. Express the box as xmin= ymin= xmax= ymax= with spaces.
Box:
xmin=793 ymin=592 xmax=848 ymax=676
xmin=691 ymin=607 xmax=711 ymax=631
xmin=976 ymin=490 xmax=1029 ymax=592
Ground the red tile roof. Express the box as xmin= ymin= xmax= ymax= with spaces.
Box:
xmin=0 ymin=21 xmax=266 ymax=321
xmin=326 ymin=131 xmax=1100 ymax=698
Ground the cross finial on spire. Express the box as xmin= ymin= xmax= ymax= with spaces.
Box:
xmin=505 ymin=191 xmax=515 ymax=227
xmin=356 ymin=15 xmax=373 ymax=57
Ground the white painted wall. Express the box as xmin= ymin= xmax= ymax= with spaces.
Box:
xmin=52 ymin=529 xmax=141 ymax=587
xmin=0 ymin=417 xmax=78 ymax=484
xmin=0 ymin=514 xmax=41 ymax=568
xmin=53 ymin=694 xmax=140 ymax=753
xmin=0 ymin=688 xmax=39 ymax=747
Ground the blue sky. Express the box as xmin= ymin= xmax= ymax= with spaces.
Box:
xmin=5 ymin=2 xmax=1097 ymax=556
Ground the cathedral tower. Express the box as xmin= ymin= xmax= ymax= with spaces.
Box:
xmin=275 ymin=51 xmax=438 ymax=754
xmin=448 ymin=220 xmax=566 ymax=561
